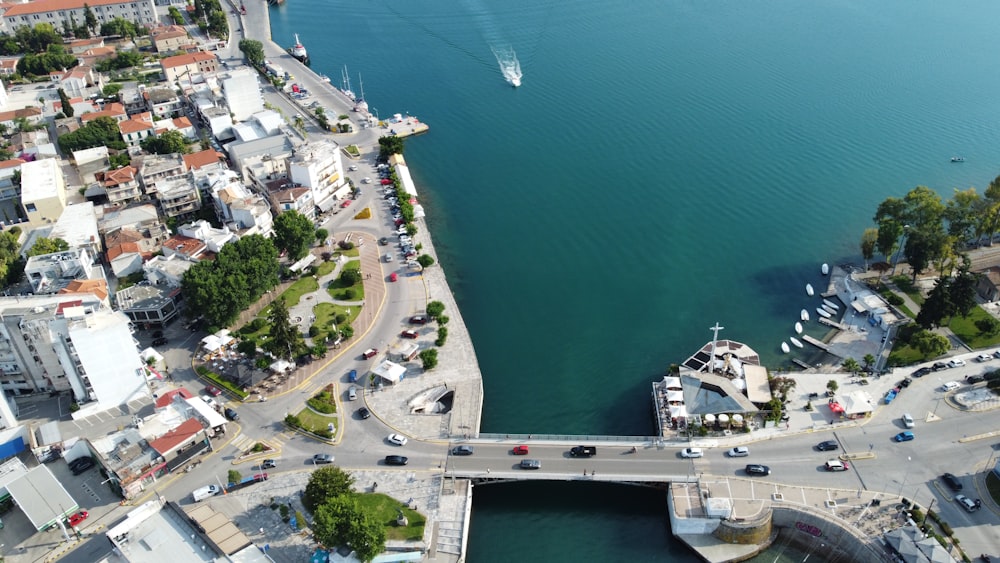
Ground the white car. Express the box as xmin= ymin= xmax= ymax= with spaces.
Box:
xmin=941 ymin=381 xmax=961 ymax=392
xmin=901 ymin=413 xmax=915 ymax=429
xmin=976 ymin=354 xmax=992 ymax=362
xmin=348 ymin=165 xmax=358 ymax=171
xmin=681 ymin=448 xmax=704 ymax=458
xmin=387 ymin=433 xmax=408 ymax=446
xmin=727 ymin=447 xmax=749 ymax=457
xmin=362 ymin=177 xmax=372 ymax=184
xmin=948 ymin=359 xmax=966 ymax=368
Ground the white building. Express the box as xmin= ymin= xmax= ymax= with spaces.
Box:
xmin=204 ymin=170 xmax=273 ymax=237
xmin=177 ymin=219 xmax=236 ymax=252
xmin=221 ymin=68 xmax=264 ymax=122
xmin=20 ymin=158 xmax=66 ymax=226
xmin=1 ymin=0 xmax=157 ymax=35
xmin=289 ymin=140 xmax=349 ymax=214
xmin=143 ymin=254 xmax=193 ymax=287
xmin=24 ymin=248 xmax=101 ymax=295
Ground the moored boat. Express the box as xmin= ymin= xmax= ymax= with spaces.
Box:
xmin=288 ymin=33 xmax=308 ymax=64
xmin=822 ymin=304 xmax=837 ymax=315
xmin=806 ymin=283 xmax=814 ymax=296
xmin=951 ymin=156 xmax=965 ymax=163
xmin=823 ymin=298 xmax=839 ymax=311
xmin=821 ymin=263 xmax=829 ymax=275
xmin=816 ymin=307 xmax=832 ymax=319
xmin=781 ymin=341 xmax=790 ymax=353
xmin=794 ymin=322 xmax=803 ymax=334
xmin=800 ymin=309 xmax=810 ymax=322
xmin=790 ymin=337 xmax=804 ymax=348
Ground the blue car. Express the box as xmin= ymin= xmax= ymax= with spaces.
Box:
xmin=894 ymin=431 xmax=915 ymax=442
xmin=348 ymin=369 xmax=358 ymax=382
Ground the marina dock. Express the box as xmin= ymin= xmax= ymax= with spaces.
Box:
xmin=818 ymin=317 xmax=848 ymax=331
xmin=801 ymin=334 xmax=831 ymax=352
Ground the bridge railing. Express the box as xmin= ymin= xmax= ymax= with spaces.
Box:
xmin=471 ymin=433 xmax=685 ymax=444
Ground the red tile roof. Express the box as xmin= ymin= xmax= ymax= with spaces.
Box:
xmin=182 ymin=149 xmax=224 ymax=171
xmin=55 ymin=300 xmax=84 ymax=315
xmin=154 ymin=388 xmax=194 ymax=408
xmin=161 ymin=51 xmax=216 ymax=69
xmin=59 ymin=279 xmax=108 ymax=301
xmin=106 ymin=241 xmax=140 ymax=261
xmin=162 ymin=234 xmax=206 ymax=257
xmin=0 ymin=159 xmax=25 ymax=169
xmin=4 ymin=0 xmax=129 ymax=16
xmin=119 ymin=119 xmax=154 ymax=134
xmin=96 ymin=166 xmax=137 ymax=186
xmin=149 ymin=418 xmax=203 ymax=454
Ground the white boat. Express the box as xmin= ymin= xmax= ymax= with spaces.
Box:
xmin=492 ymin=45 xmax=522 ymax=87
xmin=800 ymin=309 xmax=810 ymax=322
xmin=341 ymin=66 xmax=356 ymax=101
xmin=816 ymin=307 xmax=832 ymax=319
xmin=795 ymin=322 xmax=803 ymax=334
xmin=354 ymin=73 xmax=369 ymax=113
xmin=821 ymin=263 xmax=829 ymax=275
xmin=790 ymin=337 xmax=804 ymax=348
xmin=822 ymin=304 xmax=837 ymax=315
xmin=781 ymin=342 xmax=790 ymax=353
xmin=823 ymin=299 xmax=839 ymax=311
xmin=288 ymin=33 xmax=308 ymax=63
xmin=318 ymin=74 xmax=331 ymax=83
xmin=806 ymin=283 xmax=814 ymax=296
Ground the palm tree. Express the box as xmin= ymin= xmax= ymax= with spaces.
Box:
xmin=862 ymin=354 xmax=876 ymax=373
xmin=841 ymin=357 xmax=861 ymax=375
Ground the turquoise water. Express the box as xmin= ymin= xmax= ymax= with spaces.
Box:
xmin=270 ymin=1 xmax=1000 ymax=560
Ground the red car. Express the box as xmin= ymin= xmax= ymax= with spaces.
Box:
xmin=66 ymin=511 xmax=89 ymax=527
xmin=401 ymin=330 xmax=419 ymax=339
xmin=363 ymin=348 xmax=378 ymax=359
xmin=512 ymin=445 xmax=529 ymax=455
xmin=340 ymin=200 xmax=352 ymax=208
xmin=205 ymin=386 xmax=222 ymax=397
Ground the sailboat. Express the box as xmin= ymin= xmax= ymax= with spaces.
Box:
xmin=340 ymin=66 xmax=356 ymax=102
xmin=354 ymin=73 xmax=369 ymax=113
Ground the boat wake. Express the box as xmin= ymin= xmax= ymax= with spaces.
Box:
xmin=491 ymin=45 xmax=522 ymax=87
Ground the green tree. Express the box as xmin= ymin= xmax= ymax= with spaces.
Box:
xmin=312 ymin=495 xmax=359 ymax=547
xmin=874 ymin=197 xmax=907 ymax=263
xmin=181 ymin=235 xmax=280 ymax=328
xmin=311 ymin=343 xmax=327 ymax=358
xmin=303 ymin=466 xmax=356 ymax=511
xmin=339 ymin=325 xmax=354 ymax=341
xmin=57 ymin=88 xmax=73 ymax=117
xmin=419 ymin=348 xmax=438 ymax=370
xmin=904 ymin=226 xmax=948 ymax=281
xmin=27 ymin=237 xmax=68 ymax=256
xmin=826 ymin=379 xmax=839 ymax=394
xmin=17 ymin=44 xmax=77 ymax=77
xmin=860 ymin=228 xmax=877 ymax=270
xmin=239 ymin=39 xmax=265 ymax=67
xmin=346 ymin=512 xmax=387 ymax=563
xmin=102 ymin=83 xmax=123 ymax=97
xmin=417 ymin=254 xmax=435 ymax=268
xmin=916 ymin=277 xmax=953 ymax=329
xmin=273 ymin=210 xmax=315 ymax=261
xmin=840 ymin=358 xmax=860 ymax=376
xmin=426 ymin=300 xmax=445 ymax=319
xmin=949 ymin=264 xmax=978 ymax=319
xmin=236 ymin=339 xmax=257 ymax=356
xmin=265 ymin=298 xmax=301 ymax=360
xmin=377 ymin=135 xmax=404 ymax=161
xmin=945 ymin=187 xmax=980 ymax=244
xmin=910 ymin=329 xmax=950 ymax=357
xmin=100 ymin=17 xmax=139 ymax=38
xmin=57 ymin=116 xmax=126 ymax=153
xmin=315 ymin=228 xmax=328 ymax=243
xmin=339 ymin=268 xmax=360 ymax=286
xmin=83 ymin=4 xmax=98 ymax=32
xmin=140 ymin=130 xmax=191 ymax=155
xmin=0 ymin=230 xmax=24 ymax=285
xmin=862 ymin=354 xmax=876 ymax=372
xmin=109 ymin=153 xmax=131 ymax=168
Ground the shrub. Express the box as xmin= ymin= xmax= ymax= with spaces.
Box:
xmin=309 ymin=325 xmax=320 ymax=337
xmin=338 ymin=241 xmax=355 ymax=250
xmin=252 ymin=442 xmax=265 ymax=452
xmin=284 ymin=414 xmax=301 ymax=428
xmin=435 ymin=326 xmax=448 ymax=347
xmin=885 ymin=293 xmax=905 ymax=306
xmin=344 ymin=288 xmax=355 ymax=300
xmin=307 ymin=391 xmax=336 ymax=414
xmin=940 ymin=522 xmax=953 ymax=537
xmin=417 ymin=254 xmax=435 ymax=268
xmin=228 ymin=470 xmax=242 ymax=483
xmin=910 ymin=508 xmax=924 ymax=522
xmin=335 ymin=314 xmax=347 ymax=325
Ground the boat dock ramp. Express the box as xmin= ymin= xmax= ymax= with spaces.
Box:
xmin=791 ymin=358 xmax=812 ymax=370
xmin=818 ymin=317 xmax=848 ymax=331
xmin=801 ymin=334 xmax=832 ymax=352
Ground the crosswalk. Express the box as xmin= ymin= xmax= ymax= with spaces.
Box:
xmin=228 ymin=430 xmax=293 ymax=455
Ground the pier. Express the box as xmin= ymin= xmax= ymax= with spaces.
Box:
xmin=801 ymin=334 xmax=832 ymax=352
xmin=818 ymin=316 xmax=848 ymax=330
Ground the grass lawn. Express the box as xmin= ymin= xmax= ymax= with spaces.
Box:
xmin=355 ymin=493 xmax=426 ymax=541
xmin=238 ymin=314 xmax=272 ymax=347
xmin=948 ymin=306 xmax=1000 ymax=349
xmin=295 ymin=406 xmax=337 ymax=434
xmin=311 ymin=303 xmax=361 ymax=342
xmin=316 ymin=260 xmax=337 ymax=277
xmin=888 ymin=344 xmax=927 ymax=367
xmin=987 ymin=471 xmax=1000 ymax=508
xmin=328 ymin=261 xmax=365 ymax=300
xmin=282 ymin=276 xmax=319 ymax=307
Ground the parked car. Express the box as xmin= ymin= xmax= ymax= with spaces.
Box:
xmin=994 ymin=350 xmax=1000 ymax=359
xmin=511 ymin=445 xmax=529 ymax=455
xmin=152 ymin=337 xmax=168 ymax=346
xmin=384 ymin=455 xmax=409 ymax=466
xmin=205 ymin=386 xmax=222 ymax=397
xmin=409 ymin=315 xmax=428 ymax=325
xmin=681 ymin=448 xmax=704 ymax=459
xmin=824 ymin=460 xmax=850 ymax=472
xmin=977 ymin=354 xmax=993 ymax=362
xmin=898 ymin=378 xmax=912 ymax=388
xmin=340 ymin=200 xmax=352 ymax=208
xmin=70 ymin=457 xmax=94 ymax=475
xmin=912 ymin=367 xmax=932 ymax=377
xmin=894 ymin=431 xmax=915 ymax=442
xmin=388 ymin=433 xmax=408 ymax=446
xmin=727 ymin=447 xmax=749 ymax=457
xmin=260 ymin=459 xmax=277 ymax=469
xmin=745 ymin=464 xmax=771 ymax=476
xmin=379 ymin=237 xmax=388 ymax=245
xmin=941 ymin=381 xmax=961 ymax=392
xmin=451 ymin=445 xmax=474 ymax=456
xmin=520 ymin=459 xmax=541 ymax=470
xmin=152 ymin=330 xmax=163 ymax=338
xmin=357 ymin=407 xmax=371 ymax=419
xmin=941 ymin=473 xmax=963 ymax=491
xmin=348 ymin=386 xmax=358 ymax=401
xmin=948 ymin=359 xmax=967 ymax=368
xmin=955 ymin=494 xmax=980 ymax=512
xmin=401 ymin=329 xmax=419 ymax=339
xmin=966 ymin=375 xmax=985 ymax=384
xmin=901 ymin=413 xmax=915 ymax=428
xmin=815 ymin=440 xmax=839 ymax=452
xmin=362 ymin=348 xmax=378 ymax=359
xmin=932 ymin=362 xmax=949 ymax=371
xmin=224 ymin=407 xmax=239 ymax=421
xmin=65 ymin=510 xmax=89 ymax=527
xmin=312 ymin=454 xmax=334 ymax=464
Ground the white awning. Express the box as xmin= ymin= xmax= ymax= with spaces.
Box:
xmin=704 ymin=413 xmax=716 ymax=423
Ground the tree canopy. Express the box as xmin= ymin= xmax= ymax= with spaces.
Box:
xmin=264 ymin=298 xmax=303 ymax=360
xmin=99 ymin=17 xmax=145 ymax=38
xmin=273 ymin=210 xmax=314 ymax=261
xmin=377 ymin=136 xmax=404 ymax=161
xmin=141 ymin=130 xmax=191 ymax=155
xmin=181 ymin=235 xmax=280 ymax=329
xmin=239 ymin=39 xmax=265 ymax=67
xmin=1 ymin=24 xmax=61 ymax=55
xmin=17 ymin=44 xmax=77 ymax=77
xmin=303 ymin=466 xmax=355 ymax=511
xmin=0 ymin=230 xmax=25 ymax=286
xmin=58 ymin=116 xmax=126 ymax=153
xmin=27 ymin=237 xmax=68 ymax=257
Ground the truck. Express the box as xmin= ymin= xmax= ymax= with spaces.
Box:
xmin=569 ymin=446 xmax=597 ymax=457
xmin=191 ymin=485 xmax=221 ymax=502
xmin=225 ymin=473 xmax=268 ymax=493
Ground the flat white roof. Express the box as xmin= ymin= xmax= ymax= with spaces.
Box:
xmin=20 ymin=158 xmax=61 ymax=203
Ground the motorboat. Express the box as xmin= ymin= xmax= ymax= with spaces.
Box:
xmin=790 ymin=337 xmax=804 ymax=348
xmin=795 ymin=322 xmax=803 ymax=334
xmin=806 ymin=283 xmax=814 ymax=296
xmin=951 ymin=156 xmax=965 ymax=163
xmin=816 ymin=307 xmax=832 ymax=319
xmin=288 ymin=33 xmax=308 ymax=64
xmin=801 ymin=309 xmax=810 ymax=322
xmin=823 ymin=299 xmax=839 ymax=311
xmin=781 ymin=341 xmax=790 ymax=353
xmin=822 ymin=304 xmax=837 ymax=315
xmin=821 ymin=263 xmax=829 ymax=275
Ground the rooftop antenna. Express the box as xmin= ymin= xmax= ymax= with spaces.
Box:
xmin=707 ymin=322 xmax=724 ymax=372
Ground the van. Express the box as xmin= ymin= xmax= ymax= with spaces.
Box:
xmin=348 ymin=386 xmax=357 ymax=401
xmin=941 ymin=381 xmax=960 ymax=392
